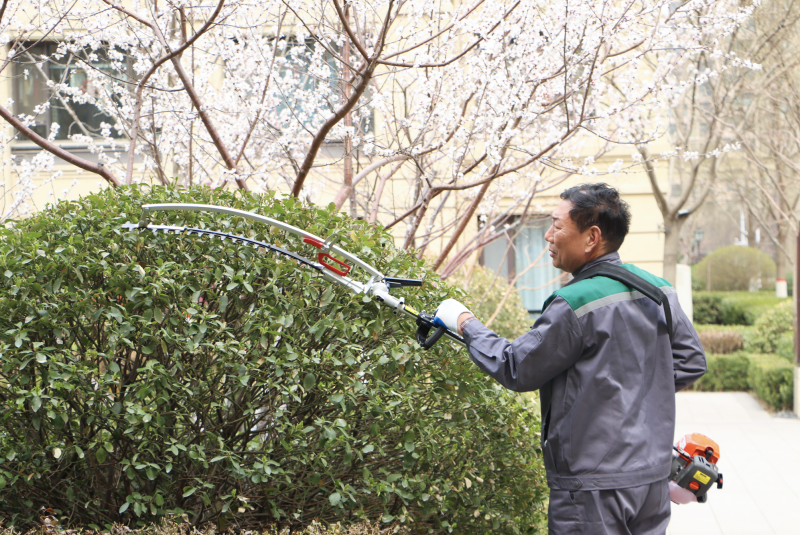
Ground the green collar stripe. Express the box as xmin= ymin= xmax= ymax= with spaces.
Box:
xmin=543 ymin=264 xmax=673 ymax=313
xmin=574 ymin=286 xmax=676 ymax=318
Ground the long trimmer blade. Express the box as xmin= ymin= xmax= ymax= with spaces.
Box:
xmin=121 ymin=222 xmax=322 ymax=271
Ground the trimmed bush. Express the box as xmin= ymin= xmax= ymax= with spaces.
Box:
xmin=692 ymin=291 xmax=785 ymax=326
xmin=688 ymin=352 xmax=794 ymax=411
xmin=694 ymin=324 xmax=757 ymax=339
xmin=693 ymin=294 xmax=723 ymax=324
xmin=747 ymin=354 xmax=794 ymax=411
xmin=0 ymin=186 xmax=547 ymax=533
xmin=689 ymin=353 xmax=750 ymax=392
xmin=692 ymin=246 xmax=776 ymax=292
xmin=697 ymin=331 xmax=743 ymax=354
xmin=747 ymin=300 xmax=794 ymax=356
xmin=692 ymin=294 xmax=753 ymax=325
xmin=775 ymin=332 xmax=795 ymax=362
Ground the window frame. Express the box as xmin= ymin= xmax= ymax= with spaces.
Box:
xmin=479 ymin=214 xmax=563 ymax=315
xmin=12 ymin=41 xmax=132 ymax=143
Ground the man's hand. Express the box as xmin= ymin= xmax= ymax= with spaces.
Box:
xmin=434 ymin=299 xmax=473 ymax=334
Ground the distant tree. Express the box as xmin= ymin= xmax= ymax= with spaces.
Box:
xmin=631 ymin=1 xmax=777 ymax=283
xmin=719 ymin=0 xmax=800 ymax=283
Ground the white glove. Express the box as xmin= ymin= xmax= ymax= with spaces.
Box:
xmin=434 ymin=298 xmax=471 ymax=332
xmin=669 ymin=480 xmax=697 ymax=504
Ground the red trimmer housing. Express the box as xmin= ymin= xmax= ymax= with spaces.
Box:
xmin=669 ymin=433 xmax=723 ymax=503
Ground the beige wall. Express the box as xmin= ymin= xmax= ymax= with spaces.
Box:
xmin=2 ymin=140 xmax=668 ymax=280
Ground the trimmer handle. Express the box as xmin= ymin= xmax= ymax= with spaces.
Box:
xmin=415 ymin=313 xmax=447 ymax=350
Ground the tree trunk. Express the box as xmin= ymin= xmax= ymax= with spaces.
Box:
xmin=777 ymin=223 xmax=789 ymax=281
xmin=342 ymin=6 xmax=355 ymax=218
xmin=662 ymin=214 xmax=685 ymax=285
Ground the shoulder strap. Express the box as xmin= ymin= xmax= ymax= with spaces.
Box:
xmin=566 ymin=264 xmax=674 ymax=345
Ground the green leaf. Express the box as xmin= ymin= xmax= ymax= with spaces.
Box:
xmin=303 ymin=373 xmax=316 ymax=391
xmin=328 ymin=492 xmax=341 ymax=506
xmin=96 ymin=448 xmax=107 ymax=464
xmin=182 ymin=486 xmax=197 ymax=497
xmin=30 ymin=396 xmax=41 ymax=412
xmin=119 ymin=502 xmax=130 ymax=514
xmin=362 ymin=444 xmax=374 ymax=454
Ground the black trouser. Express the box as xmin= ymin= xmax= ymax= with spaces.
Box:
xmin=548 ymin=479 xmax=670 ymax=535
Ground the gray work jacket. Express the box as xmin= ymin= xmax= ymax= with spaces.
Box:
xmin=461 ymin=253 xmax=706 ymax=491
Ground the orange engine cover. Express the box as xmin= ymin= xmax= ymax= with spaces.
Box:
xmin=676 ymin=433 xmax=720 ymax=464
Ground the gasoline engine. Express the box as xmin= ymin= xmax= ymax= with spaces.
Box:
xmin=669 ymin=433 xmax=724 ymax=504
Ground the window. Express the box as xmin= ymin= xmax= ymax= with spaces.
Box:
xmin=273 ymin=37 xmax=371 ymax=135
xmin=481 ymin=218 xmax=561 ymax=315
xmin=14 ymin=42 xmax=128 ymax=140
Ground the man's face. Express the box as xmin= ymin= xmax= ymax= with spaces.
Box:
xmin=545 ymin=199 xmax=592 ymax=273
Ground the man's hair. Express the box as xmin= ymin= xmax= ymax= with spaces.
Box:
xmin=560 ymin=183 xmax=631 ymax=251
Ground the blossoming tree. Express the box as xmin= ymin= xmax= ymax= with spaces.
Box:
xmin=0 ymin=0 xmax=759 ymax=274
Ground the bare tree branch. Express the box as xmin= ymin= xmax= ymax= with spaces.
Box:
xmin=0 ymin=103 xmax=121 ymax=186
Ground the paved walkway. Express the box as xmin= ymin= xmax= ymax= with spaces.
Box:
xmin=667 ymin=392 xmax=800 ymax=535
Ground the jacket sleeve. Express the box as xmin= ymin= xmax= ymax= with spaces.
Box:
xmin=460 ymin=297 xmax=583 ymax=392
xmin=669 ymin=295 xmax=707 ymax=391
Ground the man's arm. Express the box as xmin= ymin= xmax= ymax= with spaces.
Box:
xmin=457 ymin=297 xmax=583 ymax=392
xmin=670 ymin=297 xmax=707 ymax=391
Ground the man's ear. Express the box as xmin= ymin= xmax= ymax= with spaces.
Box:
xmin=585 ymin=225 xmax=604 ymax=253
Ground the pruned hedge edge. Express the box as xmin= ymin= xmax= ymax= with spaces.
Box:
xmin=689 ymin=352 xmax=794 ymax=411
xmin=0 ymin=520 xmax=408 ymax=535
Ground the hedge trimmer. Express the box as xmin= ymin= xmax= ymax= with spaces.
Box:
xmin=122 ymin=203 xmax=465 ymax=350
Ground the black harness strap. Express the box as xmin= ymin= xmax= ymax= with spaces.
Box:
xmin=566 ymin=264 xmax=674 ymax=345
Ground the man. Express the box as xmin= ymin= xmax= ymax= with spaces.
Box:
xmin=434 ymin=183 xmax=706 ymax=534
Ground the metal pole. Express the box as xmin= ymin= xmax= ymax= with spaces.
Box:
xmin=795 ymin=227 xmax=799 ymax=367
xmin=794 ymin=227 xmax=799 ymax=415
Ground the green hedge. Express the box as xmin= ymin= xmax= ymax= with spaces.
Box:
xmin=0 ymin=186 xmax=547 ymax=533
xmin=748 ymin=354 xmax=794 ymax=412
xmin=689 ymin=353 xmax=750 ymax=392
xmin=747 ymin=300 xmax=794 ymax=356
xmin=690 ymin=352 xmax=793 ymax=411
xmin=693 ymin=291 xmax=787 ymax=325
